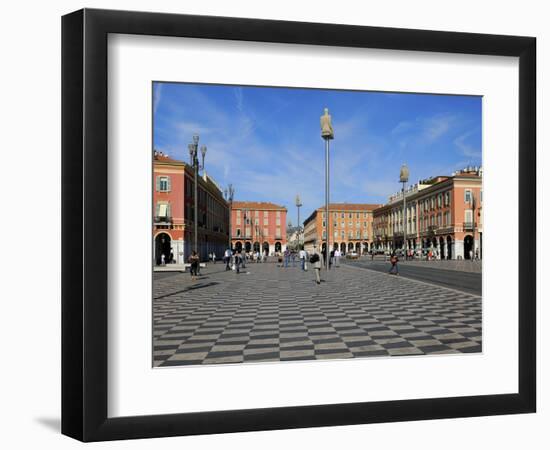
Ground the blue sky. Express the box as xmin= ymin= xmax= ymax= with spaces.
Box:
xmin=153 ymin=82 xmax=481 ymax=226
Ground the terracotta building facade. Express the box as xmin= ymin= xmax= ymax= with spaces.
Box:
xmin=303 ymin=203 xmax=382 ymax=255
xmin=153 ymin=151 xmax=229 ymax=264
xmin=372 ymin=167 xmax=482 ymax=259
xmin=231 ymin=201 xmax=287 ymax=255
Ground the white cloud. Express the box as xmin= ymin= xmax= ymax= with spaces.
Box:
xmin=454 ymin=129 xmax=481 ymax=159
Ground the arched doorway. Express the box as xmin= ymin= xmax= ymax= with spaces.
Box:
xmin=253 ymin=242 xmax=260 ymax=252
xmin=348 ymin=242 xmax=354 ymax=252
xmin=155 ymin=232 xmax=171 ymax=265
xmin=275 ymin=241 xmax=282 ymax=253
xmin=333 ymin=242 xmax=338 ymax=250
xmin=262 ymin=242 xmax=269 ymax=255
xmin=464 ymin=235 xmax=474 ymax=259
xmin=355 ymin=242 xmax=361 ymax=253
xmin=340 ymin=242 xmax=346 ymax=253
xmin=439 ymin=237 xmax=445 ymax=259
xmin=321 ymin=242 xmax=326 ymax=253
xmin=245 ymin=241 xmax=252 ymax=253
xmin=363 ymin=242 xmax=369 ymax=254
xmin=235 ymin=241 xmax=243 ymax=252
xmin=446 ymin=236 xmax=452 ymax=259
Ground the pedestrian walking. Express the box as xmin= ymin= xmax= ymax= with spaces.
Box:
xmin=234 ymin=250 xmax=243 ymax=274
xmin=388 ymin=252 xmax=399 ymax=275
xmin=188 ymin=250 xmax=200 ymax=281
xmin=334 ymin=249 xmax=340 ymax=267
xmin=212 ymin=252 xmax=216 ymax=264
xmin=224 ymin=248 xmax=232 ymax=270
xmin=310 ymin=248 xmax=322 ymax=284
xmin=299 ymin=248 xmax=306 ymax=271
xmin=283 ymin=249 xmax=290 ymax=268
xmin=291 ymin=251 xmax=296 ymax=267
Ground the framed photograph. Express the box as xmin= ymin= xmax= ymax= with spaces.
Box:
xmin=62 ymin=8 xmax=536 ymax=441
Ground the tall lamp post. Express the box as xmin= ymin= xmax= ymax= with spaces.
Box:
xmin=295 ymin=194 xmax=302 ymax=249
xmin=224 ymin=184 xmax=234 ymax=251
xmin=320 ymin=108 xmax=334 ymax=270
xmin=188 ymin=134 xmax=207 ymax=259
xmin=470 ymin=191 xmax=476 ymax=260
xmin=399 ymin=163 xmax=409 ymax=256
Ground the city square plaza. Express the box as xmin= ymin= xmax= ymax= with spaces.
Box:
xmin=153 ymin=257 xmax=482 ymax=367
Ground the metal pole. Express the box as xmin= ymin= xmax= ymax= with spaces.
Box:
xmin=194 ymin=152 xmax=198 ymax=257
xmin=403 ymin=181 xmax=407 ymax=257
xmin=325 ymin=138 xmax=330 ymax=271
xmin=297 ymin=205 xmax=300 ymax=249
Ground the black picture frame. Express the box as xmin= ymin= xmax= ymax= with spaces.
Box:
xmin=62 ymin=8 xmax=536 ymax=442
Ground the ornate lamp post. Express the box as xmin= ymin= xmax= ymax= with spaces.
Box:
xmin=320 ymin=108 xmax=334 ymax=271
xmin=399 ymin=163 xmax=409 ymax=256
xmin=188 ymin=134 xmax=206 ymax=258
xmin=295 ymin=194 xmax=302 ymax=250
xmin=224 ymin=184 xmax=234 ymax=250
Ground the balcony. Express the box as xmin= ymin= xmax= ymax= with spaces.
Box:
xmin=463 ymin=222 xmax=474 ymax=231
xmin=154 ymin=215 xmax=173 ymax=224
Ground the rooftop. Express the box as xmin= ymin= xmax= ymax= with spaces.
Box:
xmin=317 ymin=203 xmax=382 ymax=211
xmin=153 ymin=150 xmax=183 ymax=164
xmin=232 ymin=201 xmax=287 ymax=211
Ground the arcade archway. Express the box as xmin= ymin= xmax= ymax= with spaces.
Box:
xmin=155 ymin=232 xmax=171 ymax=265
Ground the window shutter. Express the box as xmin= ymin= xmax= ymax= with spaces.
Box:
xmin=155 ymin=203 xmax=160 ymax=216
xmin=167 ymin=203 xmax=171 ymax=217
xmin=156 ymin=176 xmax=160 ymax=191
xmin=166 ymin=176 xmax=171 ymax=192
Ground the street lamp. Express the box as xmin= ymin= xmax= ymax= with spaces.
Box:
xmin=470 ymin=191 xmax=477 ymax=260
xmin=320 ymin=108 xmax=334 ymax=271
xmin=224 ymin=184 xmax=234 ymax=250
xmin=295 ymin=194 xmax=302 ymax=250
xmin=188 ymin=134 xmax=207 ymax=260
xmin=399 ymin=163 xmax=409 ymax=257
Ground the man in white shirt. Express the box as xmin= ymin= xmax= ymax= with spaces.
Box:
xmin=299 ymin=248 xmax=307 ymax=271
xmin=224 ymin=248 xmax=232 ymax=271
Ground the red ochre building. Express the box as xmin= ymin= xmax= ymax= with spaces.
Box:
xmin=372 ymin=166 xmax=483 ymax=259
xmin=231 ymin=201 xmax=287 ymax=255
xmin=303 ymin=203 xmax=382 ymax=255
xmin=153 ymin=151 xmax=229 ymax=264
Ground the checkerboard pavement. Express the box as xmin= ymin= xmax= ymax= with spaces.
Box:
xmin=153 ymin=261 xmax=481 ymax=367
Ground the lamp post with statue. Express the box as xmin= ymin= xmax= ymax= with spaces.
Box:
xmin=320 ymin=108 xmax=334 ymax=271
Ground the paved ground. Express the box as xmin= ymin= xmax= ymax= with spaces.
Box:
xmin=153 ymin=259 xmax=482 ymax=367
xmin=342 ymin=259 xmax=482 ymax=295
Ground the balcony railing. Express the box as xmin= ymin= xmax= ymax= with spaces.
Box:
xmin=463 ymin=222 xmax=474 ymax=231
xmin=154 ymin=215 xmax=173 ymax=224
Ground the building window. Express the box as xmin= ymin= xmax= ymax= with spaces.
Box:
xmin=322 ymin=221 xmax=326 ymax=228
xmin=341 ymin=213 xmax=345 ymax=218
xmin=276 ymin=211 xmax=281 ymax=217
xmin=349 ymin=213 xmax=353 ymax=219
xmin=263 ymin=227 xmax=268 ymax=236
xmin=341 ymin=231 xmax=345 ymax=239
xmin=255 ymin=210 xmax=259 ymax=217
xmin=356 ymin=231 xmax=361 ymax=239
xmin=264 ymin=211 xmax=268 ymax=217
xmin=445 ymin=191 xmax=450 ymax=206
xmin=465 ymin=209 xmax=473 ymax=224
xmin=465 ymin=189 xmax=472 ymax=203
xmin=333 ymin=231 xmax=338 ymax=238
xmin=322 ymin=230 xmax=326 ymax=239
xmin=276 ymin=227 xmax=281 ymax=238
xmin=236 ymin=228 xmax=241 ymax=237
xmin=156 ymin=176 xmax=171 ymax=192
xmin=236 ymin=212 xmax=241 ymax=225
